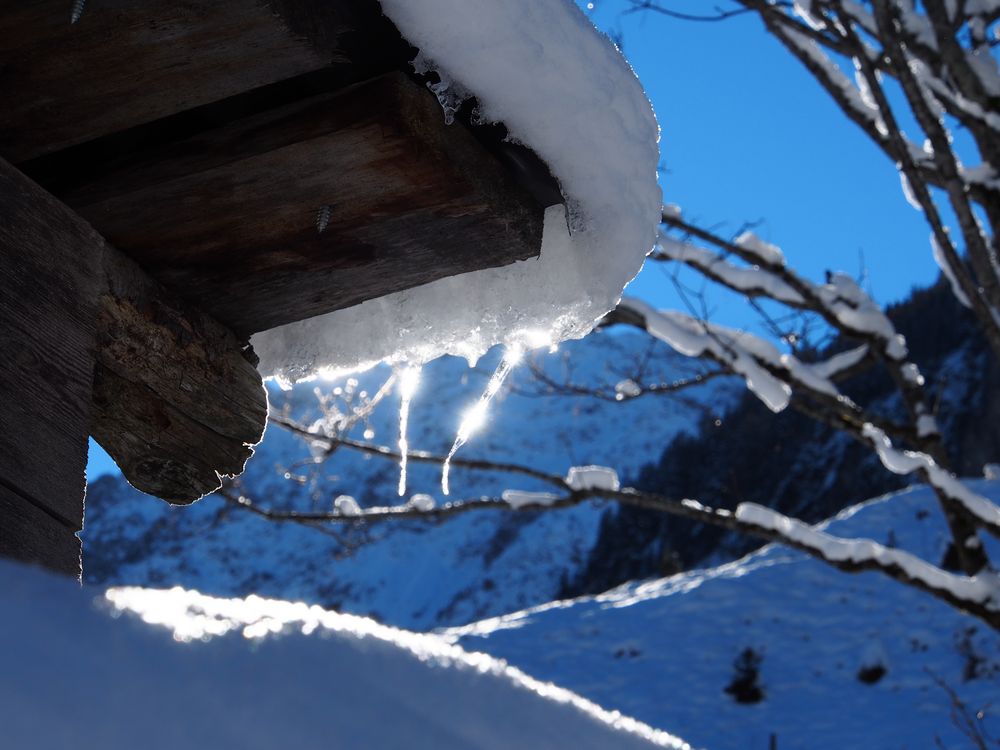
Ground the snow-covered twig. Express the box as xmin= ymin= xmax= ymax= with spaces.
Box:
xmin=863 ymin=424 xmax=1000 ymax=540
xmin=220 ymin=431 xmax=1000 ymax=631
xmin=735 ymin=502 xmax=1000 ymax=622
xmin=730 ymin=0 xmax=1000 ymax=361
xmin=270 ymin=415 xmax=568 ymax=489
xmin=632 ymin=213 xmax=994 ymax=573
xmin=609 ymin=296 xmax=913 ymax=442
xmin=517 ymin=356 xmax=727 ymax=406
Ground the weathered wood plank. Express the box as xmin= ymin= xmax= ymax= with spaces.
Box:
xmin=0 ymin=157 xmax=101 ymax=529
xmin=0 ymin=485 xmax=81 ymax=577
xmin=90 ymin=248 xmax=268 ymax=504
xmin=58 ymin=73 xmax=546 ymax=335
xmin=0 ymin=0 xmax=331 ymax=163
xmin=3 ymin=1 xmax=555 ymax=337
xmin=2 ymin=155 xmax=266 ymax=517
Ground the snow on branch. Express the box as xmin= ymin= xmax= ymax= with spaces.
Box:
xmin=222 ymin=442 xmax=1000 ymax=630
xmin=932 ymin=234 xmax=974 ymax=309
xmin=616 ymin=295 xmax=892 ymax=421
xmin=501 ymin=490 xmax=562 ymax=509
xmin=912 ymin=59 xmax=1000 ymax=136
xmin=735 ymin=502 xmax=1000 ymax=614
xmin=618 ymin=297 xmax=794 ymax=411
xmin=776 ymin=21 xmax=890 ymax=137
xmin=863 ymin=424 xmax=1000 ymax=538
xmin=565 ymin=466 xmax=620 ymax=492
xmin=807 ymin=343 xmax=869 ymax=379
xmin=658 ymin=216 xmax=907 ymax=360
xmin=655 ymin=234 xmax=804 ymax=305
xmin=731 ymin=0 xmax=1000 ymax=360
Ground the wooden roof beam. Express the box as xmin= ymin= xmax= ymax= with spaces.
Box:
xmin=91 ymin=250 xmax=268 ymax=504
xmin=0 ymin=0 xmax=410 ymax=163
xmin=1 ymin=157 xmax=267 ymax=532
xmin=29 ymin=72 xmax=549 ymax=336
xmin=3 ymin=1 xmax=560 ymax=336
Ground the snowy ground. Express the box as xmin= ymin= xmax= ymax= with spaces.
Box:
xmin=446 ymin=482 xmax=1000 ymax=750
xmin=0 ymin=558 xmax=689 ymax=750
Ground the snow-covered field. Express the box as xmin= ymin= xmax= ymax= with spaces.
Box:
xmin=447 ymin=482 xmax=1000 ymax=750
xmin=0 ymin=558 xmax=687 ymax=750
xmin=43 ymin=481 xmax=1000 ymax=748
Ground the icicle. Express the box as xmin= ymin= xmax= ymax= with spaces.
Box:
xmin=70 ymin=0 xmax=86 ymax=24
xmin=316 ymin=205 xmax=332 ymax=234
xmin=396 ymin=365 xmax=422 ymax=497
xmin=441 ymin=343 xmax=523 ymax=495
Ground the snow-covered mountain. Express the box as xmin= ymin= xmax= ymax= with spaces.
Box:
xmin=84 ymin=330 xmax=737 ymax=629
xmin=447 ymin=482 xmax=1000 ymax=750
xmin=569 ymin=280 xmax=1000 ymax=595
xmin=84 ymin=279 xmax=1000 ymax=639
xmin=75 ymin=291 xmax=1000 ymax=748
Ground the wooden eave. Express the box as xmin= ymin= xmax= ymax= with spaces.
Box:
xmin=1 ymin=0 xmax=560 ymax=336
xmin=0 ymin=0 xmax=563 ymax=574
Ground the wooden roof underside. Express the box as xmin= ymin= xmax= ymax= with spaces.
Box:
xmin=1 ymin=0 xmax=560 ymax=336
xmin=0 ymin=0 xmax=562 ymax=510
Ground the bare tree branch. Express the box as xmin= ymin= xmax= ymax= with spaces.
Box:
xmin=219 ymin=434 xmax=1000 ymax=632
xmin=270 ymin=415 xmax=568 ymax=489
xmin=646 ymin=210 xmax=994 ymax=572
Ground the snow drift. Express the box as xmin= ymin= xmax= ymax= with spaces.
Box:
xmin=0 ymin=559 xmax=689 ymax=749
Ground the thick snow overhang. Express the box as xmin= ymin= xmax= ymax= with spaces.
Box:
xmin=254 ymin=0 xmax=662 ymax=382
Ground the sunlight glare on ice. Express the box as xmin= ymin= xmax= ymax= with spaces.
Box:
xmin=396 ymin=365 xmax=422 ymax=496
xmin=441 ymin=344 xmax=523 ymax=495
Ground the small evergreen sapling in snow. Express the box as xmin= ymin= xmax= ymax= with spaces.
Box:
xmin=857 ymin=641 xmax=888 ymax=685
xmin=725 ymin=647 xmax=765 ymax=704
xmin=955 ymin=626 xmax=998 ymax=683
xmin=856 ymin=663 xmax=887 ymax=685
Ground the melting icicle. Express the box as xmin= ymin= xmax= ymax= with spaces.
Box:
xmin=396 ymin=365 xmax=422 ymax=497
xmin=441 ymin=343 xmax=523 ymax=495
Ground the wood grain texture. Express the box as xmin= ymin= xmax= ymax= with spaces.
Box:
xmin=0 ymin=157 xmax=101 ymax=528
xmin=3 ymin=1 xmax=551 ymax=336
xmin=0 ymin=485 xmax=81 ymax=577
xmin=0 ymin=0 xmax=329 ymax=162
xmin=1 ymin=156 xmax=266 ymax=520
xmin=90 ymin=248 xmax=268 ymax=504
xmin=61 ymin=73 xmax=545 ymax=335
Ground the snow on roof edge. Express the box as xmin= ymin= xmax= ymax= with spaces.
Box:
xmin=252 ymin=0 xmax=661 ymax=384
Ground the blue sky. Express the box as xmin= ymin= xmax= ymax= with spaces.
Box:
xmin=86 ymin=3 xmax=943 ymax=482
xmin=591 ymin=1 xmax=940 ymax=316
